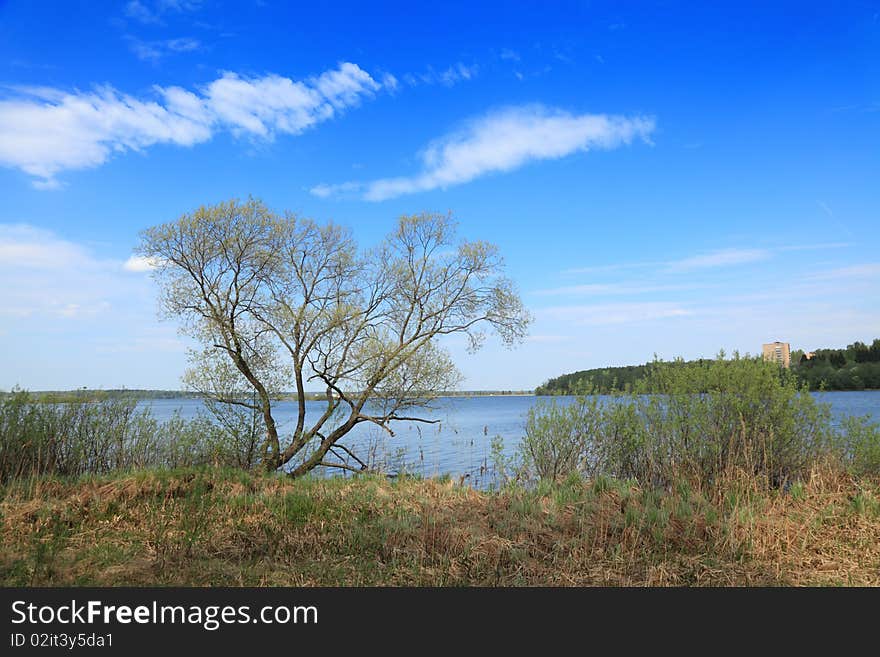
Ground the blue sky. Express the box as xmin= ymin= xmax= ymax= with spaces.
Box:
xmin=1 ymin=0 xmax=878 ymax=391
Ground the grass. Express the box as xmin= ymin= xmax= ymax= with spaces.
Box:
xmin=2 ymin=465 xmax=878 ymax=586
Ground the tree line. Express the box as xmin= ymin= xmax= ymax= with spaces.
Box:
xmin=536 ymin=340 xmax=880 ymax=395
xmin=791 ymin=339 xmax=880 ymax=390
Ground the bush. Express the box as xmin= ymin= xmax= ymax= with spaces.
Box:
xmin=0 ymin=390 xmax=260 ymax=482
xmin=835 ymin=415 xmax=880 ymax=477
xmin=519 ymin=355 xmax=875 ymax=487
xmin=522 ymin=395 xmax=603 ymax=480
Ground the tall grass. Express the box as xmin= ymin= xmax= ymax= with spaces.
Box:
xmin=519 ymin=355 xmax=880 ymax=487
xmin=0 ymin=390 xmax=256 ymax=483
xmin=2 ymin=465 xmax=878 ymax=586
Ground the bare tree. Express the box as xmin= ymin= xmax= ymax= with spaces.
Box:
xmin=138 ymin=198 xmax=531 ymax=476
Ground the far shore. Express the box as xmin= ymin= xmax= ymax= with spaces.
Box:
xmin=0 ymin=389 xmax=538 ymax=403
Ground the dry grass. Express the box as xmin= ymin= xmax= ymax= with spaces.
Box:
xmin=1 ymin=466 xmax=878 ymax=586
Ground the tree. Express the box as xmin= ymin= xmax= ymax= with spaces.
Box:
xmin=137 ymin=198 xmax=531 ymax=476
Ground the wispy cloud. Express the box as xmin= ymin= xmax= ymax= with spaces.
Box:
xmin=380 ymin=73 xmax=399 ymax=92
xmin=309 ymin=181 xmax=363 ymax=199
xmin=0 ymin=225 xmax=146 ymax=320
xmin=565 ymin=243 xmax=851 ymax=276
xmin=125 ymin=0 xmax=203 ymax=25
xmin=538 ymin=302 xmax=692 ymax=326
xmin=0 ymin=224 xmax=191 ymax=388
xmin=534 ymin=282 xmax=709 ymax=297
xmin=499 ymin=48 xmax=520 ymax=62
xmin=665 ymin=248 xmax=771 ymax=272
xmin=806 ymin=263 xmax=880 ymax=281
xmin=818 ymin=200 xmax=835 ymax=217
xmin=0 ymin=224 xmax=95 ymax=270
xmin=0 ymin=62 xmax=391 ymax=187
xmin=400 ymin=62 xmax=478 ymax=88
xmin=311 ymin=104 xmax=656 ymax=201
xmin=563 ymin=261 xmax=661 ymax=275
xmin=127 ymin=36 xmax=202 ymax=62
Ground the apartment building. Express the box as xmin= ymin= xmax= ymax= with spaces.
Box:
xmin=762 ymin=341 xmax=791 ymax=368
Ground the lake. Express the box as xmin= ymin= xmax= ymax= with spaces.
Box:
xmin=140 ymin=391 xmax=880 ymax=488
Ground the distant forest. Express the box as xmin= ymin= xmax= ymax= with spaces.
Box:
xmin=0 ymin=388 xmax=533 ymax=403
xmin=0 ymin=389 xmax=206 ymax=403
xmin=536 ymin=339 xmax=880 ymax=395
xmin=791 ymin=339 xmax=880 ymax=391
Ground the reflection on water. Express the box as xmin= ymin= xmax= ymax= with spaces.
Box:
xmin=139 ymin=391 xmax=880 ymax=488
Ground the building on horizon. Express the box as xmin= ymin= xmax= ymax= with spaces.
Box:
xmin=762 ymin=341 xmax=791 ymax=368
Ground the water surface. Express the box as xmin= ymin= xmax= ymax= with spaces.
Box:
xmin=140 ymin=391 xmax=880 ymax=487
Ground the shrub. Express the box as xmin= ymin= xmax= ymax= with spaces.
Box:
xmin=0 ymin=390 xmax=261 ymax=482
xmin=518 ymin=354 xmax=872 ymax=487
xmin=834 ymin=415 xmax=880 ymax=477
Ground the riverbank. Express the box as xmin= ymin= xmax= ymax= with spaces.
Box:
xmin=3 ymin=466 xmax=878 ymax=586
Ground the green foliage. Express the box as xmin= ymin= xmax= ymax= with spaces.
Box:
xmin=834 ymin=415 xmax=880 ymax=477
xmin=792 ymin=339 xmax=880 ymax=390
xmin=520 ymin=355 xmax=879 ymax=487
xmin=536 ymin=364 xmax=653 ymax=395
xmin=0 ymin=390 xmax=263 ymax=483
xmin=522 ymin=395 xmax=604 ymax=480
xmin=536 ymin=339 xmax=880 ymax=394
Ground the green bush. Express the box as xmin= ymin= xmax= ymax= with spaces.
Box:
xmin=519 ymin=354 xmax=876 ymax=487
xmin=0 ymin=390 xmax=261 ymax=482
xmin=835 ymin=415 xmax=880 ymax=477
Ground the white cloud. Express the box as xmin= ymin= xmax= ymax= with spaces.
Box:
xmin=380 ymin=73 xmax=399 ymax=92
xmin=0 ymin=224 xmax=141 ymax=320
xmin=30 ymin=178 xmax=65 ymax=191
xmin=807 ymin=263 xmax=880 ymax=280
xmin=128 ymin=39 xmax=162 ymax=61
xmin=309 ymin=181 xmax=363 ymax=198
xmin=439 ymin=63 xmax=477 ymax=85
xmin=311 ymin=62 xmax=382 ymax=107
xmin=534 ymin=282 xmax=708 ymax=297
xmin=563 ymin=261 xmax=660 ymax=275
xmin=312 ymin=105 xmax=655 ymax=201
xmin=398 ymin=62 xmax=478 ymax=88
xmin=539 ymin=302 xmax=692 ymax=326
xmin=666 ymin=248 xmax=770 ymax=271
xmin=125 ymin=0 xmax=202 ymax=25
xmin=125 ymin=1 xmax=161 ymax=24
xmin=777 ymin=242 xmax=852 ymax=252
xmin=564 ymin=243 xmax=851 ymax=276
xmin=0 ymin=225 xmax=95 ymax=269
xmin=166 ymin=37 xmax=201 ymax=52
xmin=0 ymin=223 xmax=198 ymax=389
xmin=128 ymin=36 xmax=202 ymax=62
xmin=123 ymin=255 xmax=160 ymax=272
xmin=0 ymin=62 xmax=390 ymax=187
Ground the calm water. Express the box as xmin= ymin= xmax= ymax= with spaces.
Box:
xmin=140 ymin=391 xmax=880 ymax=487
